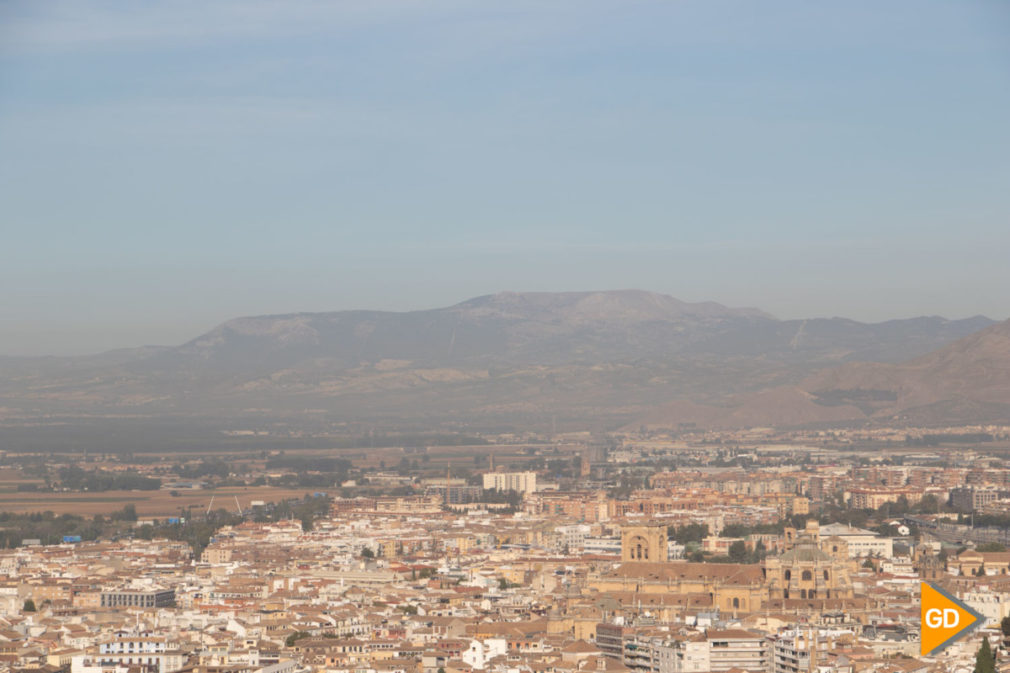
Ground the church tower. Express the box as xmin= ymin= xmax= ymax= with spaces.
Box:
xmin=621 ymin=524 xmax=669 ymax=563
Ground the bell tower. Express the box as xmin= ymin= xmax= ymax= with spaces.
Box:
xmin=621 ymin=524 xmax=668 ymax=563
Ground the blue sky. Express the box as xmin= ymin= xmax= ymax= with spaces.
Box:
xmin=1 ymin=0 xmax=1009 ymax=355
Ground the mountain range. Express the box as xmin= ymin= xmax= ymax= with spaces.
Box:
xmin=0 ymin=290 xmax=1006 ymax=438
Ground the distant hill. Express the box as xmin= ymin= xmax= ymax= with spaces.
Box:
xmin=804 ymin=318 xmax=1010 ymax=424
xmin=634 ymin=318 xmax=1010 ymax=430
xmin=0 ymin=290 xmax=1000 ymax=438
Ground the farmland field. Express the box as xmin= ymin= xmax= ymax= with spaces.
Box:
xmin=3 ymin=486 xmax=319 ymax=517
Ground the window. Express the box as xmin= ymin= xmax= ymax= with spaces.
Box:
xmin=801 ymin=570 xmax=812 ymax=581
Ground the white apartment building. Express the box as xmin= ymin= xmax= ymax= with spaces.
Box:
xmin=89 ymin=635 xmax=186 ymax=673
xmin=651 ymin=631 xmax=766 ymax=673
xmin=462 ymin=639 xmax=508 ymax=670
xmin=705 ymin=630 xmax=769 ymax=673
xmin=960 ymin=587 xmax=1010 ymax=627
xmin=483 ymin=471 xmax=537 ymax=494
xmin=818 ymin=523 xmax=893 ymax=558
xmin=770 ymin=629 xmax=850 ymax=673
xmin=654 ymin=636 xmax=709 ymax=673
xmin=556 ymin=524 xmax=591 ymax=552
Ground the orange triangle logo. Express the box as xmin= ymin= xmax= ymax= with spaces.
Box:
xmin=921 ymin=582 xmax=985 ymax=655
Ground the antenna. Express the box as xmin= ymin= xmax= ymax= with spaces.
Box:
xmin=207 ymin=496 xmax=215 ymax=516
xmin=234 ymin=496 xmax=242 ymax=516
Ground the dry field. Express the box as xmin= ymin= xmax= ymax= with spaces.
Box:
xmin=2 ymin=486 xmax=319 ymax=517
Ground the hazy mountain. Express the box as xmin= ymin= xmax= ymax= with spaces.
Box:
xmin=0 ymin=291 xmax=1000 ymax=437
xmin=634 ymin=318 xmax=1010 ymax=430
xmin=804 ymin=318 xmax=1010 ymax=423
xmin=115 ymin=290 xmax=989 ymax=372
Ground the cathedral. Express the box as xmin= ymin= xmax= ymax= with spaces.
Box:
xmin=764 ymin=520 xmax=855 ymax=601
xmin=590 ymin=521 xmax=862 ymax=616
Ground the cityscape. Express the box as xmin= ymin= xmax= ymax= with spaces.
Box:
xmin=6 ymin=424 xmax=1010 ymax=673
xmin=2 ymin=3 xmax=1009 ymax=673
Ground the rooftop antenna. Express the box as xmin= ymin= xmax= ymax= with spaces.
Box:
xmin=207 ymin=496 xmax=215 ymax=516
xmin=234 ymin=496 xmax=243 ymax=516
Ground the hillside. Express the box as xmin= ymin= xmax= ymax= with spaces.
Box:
xmin=634 ymin=319 xmax=1010 ymax=430
xmin=0 ymin=291 xmax=1000 ymax=437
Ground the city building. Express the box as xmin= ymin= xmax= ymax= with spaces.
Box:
xmin=483 ymin=471 xmax=538 ymax=494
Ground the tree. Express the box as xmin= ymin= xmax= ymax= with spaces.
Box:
xmin=728 ymin=540 xmax=749 ymax=563
xmin=978 ymin=543 xmax=1007 ymax=553
xmin=23 ymin=599 xmax=36 ymax=612
xmin=1000 ymin=615 xmax=1010 ymax=639
xmin=975 ymin=637 xmax=996 ymax=673
xmin=669 ymin=523 xmax=709 ymax=545
xmin=918 ymin=494 xmax=940 ymax=513
xmin=111 ymin=504 xmax=138 ymax=522
xmin=361 ymin=547 xmax=375 ymax=559
xmin=285 ymin=631 xmax=310 ymax=647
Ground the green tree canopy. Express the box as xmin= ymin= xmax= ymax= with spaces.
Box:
xmin=974 ymin=637 xmax=996 ymax=673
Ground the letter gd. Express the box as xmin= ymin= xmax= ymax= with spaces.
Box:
xmin=926 ymin=609 xmax=943 ymax=629
xmin=943 ymin=609 xmax=959 ymax=628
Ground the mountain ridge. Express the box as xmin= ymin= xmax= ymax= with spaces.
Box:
xmin=0 ymin=290 xmax=1003 ymax=435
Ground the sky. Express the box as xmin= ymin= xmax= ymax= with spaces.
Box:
xmin=1 ymin=0 xmax=1009 ymax=356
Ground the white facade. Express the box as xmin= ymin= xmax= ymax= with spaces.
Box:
xmin=483 ymin=472 xmax=537 ymax=494
xmin=818 ymin=524 xmax=893 ymax=558
xmin=677 ymin=639 xmax=710 ymax=673
xmin=90 ymin=636 xmax=185 ymax=673
xmin=706 ymin=631 xmax=768 ymax=673
xmin=555 ymin=524 xmax=591 ymax=552
xmin=462 ymin=638 xmax=508 ymax=669
xmin=960 ymin=588 xmax=1010 ymax=627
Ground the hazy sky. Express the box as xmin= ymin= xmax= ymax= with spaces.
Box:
xmin=2 ymin=1 xmax=1009 ymax=356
